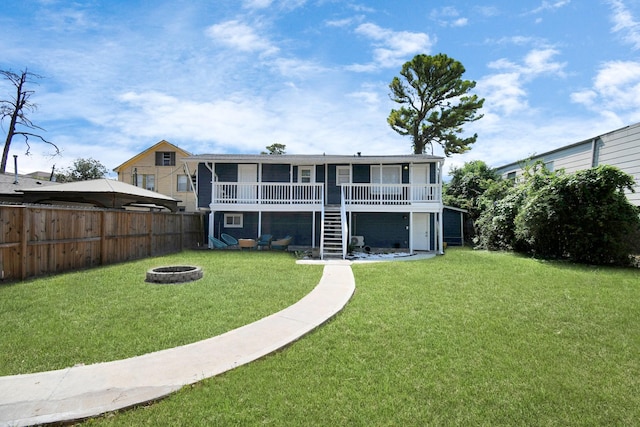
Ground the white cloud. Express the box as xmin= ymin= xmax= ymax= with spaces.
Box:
xmin=430 ymin=6 xmax=469 ymax=27
xmin=349 ymin=23 xmax=434 ymax=70
xmin=523 ymin=49 xmax=567 ymax=76
xmin=570 ymin=90 xmax=597 ymax=105
xmin=488 ymin=48 xmax=566 ymax=78
xmin=243 ymin=0 xmax=273 ymax=9
xmin=205 ymin=20 xmax=279 ymax=57
xmin=477 ymin=72 xmax=529 ymax=115
xmin=572 ymin=60 xmax=640 ymax=120
xmin=528 ymin=0 xmax=571 ymax=15
xmin=479 ymin=49 xmax=566 ymax=117
xmin=326 ymin=17 xmax=355 ymax=28
xmin=474 ymin=6 xmax=500 ymax=17
xmin=452 ymin=18 xmax=469 ymax=27
xmin=608 ymin=0 xmax=640 ymax=49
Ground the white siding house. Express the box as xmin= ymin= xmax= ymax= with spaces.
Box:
xmin=495 ymin=122 xmax=640 ymax=206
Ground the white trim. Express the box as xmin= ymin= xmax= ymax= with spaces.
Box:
xmin=336 ymin=165 xmax=350 ymax=185
xmin=223 ymin=213 xmax=243 ymax=228
xmin=298 ymin=165 xmax=314 ymax=183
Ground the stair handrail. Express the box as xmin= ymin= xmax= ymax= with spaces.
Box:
xmin=340 ymin=185 xmax=348 ymax=260
xmin=320 ymin=186 xmax=325 ymax=260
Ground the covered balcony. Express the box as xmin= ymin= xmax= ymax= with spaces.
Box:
xmin=209 ymin=182 xmax=441 ymax=211
xmin=210 ymin=182 xmax=324 ymax=211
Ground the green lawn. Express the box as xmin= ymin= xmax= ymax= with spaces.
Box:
xmin=0 ymin=250 xmax=321 ymax=375
xmin=4 ymin=248 xmax=640 ymax=425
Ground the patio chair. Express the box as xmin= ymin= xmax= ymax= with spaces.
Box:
xmin=220 ymin=233 xmax=239 ymax=247
xmin=257 ymin=234 xmax=273 ymax=250
xmin=209 ymin=236 xmax=228 ymax=249
xmin=271 ymin=235 xmax=292 ymax=250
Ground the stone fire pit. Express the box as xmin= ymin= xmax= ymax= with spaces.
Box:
xmin=146 ymin=265 xmax=203 ymax=284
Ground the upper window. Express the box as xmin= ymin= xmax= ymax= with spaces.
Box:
xmin=155 ymin=151 xmax=176 ymax=166
xmin=299 ymin=167 xmax=313 ymax=183
xmin=371 ymin=165 xmax=401 ymax=184
xmin=336 ymin=166 xmax=350 ymax=186
xmin=506 ymin=171 xmax=516 ymax=181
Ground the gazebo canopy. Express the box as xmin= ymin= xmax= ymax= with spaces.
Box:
xmin=20 ymin=179 xmax=180 ymax=212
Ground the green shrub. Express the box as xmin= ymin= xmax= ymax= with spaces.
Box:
xmin=475 ymin=164 xmax=640 ymax=266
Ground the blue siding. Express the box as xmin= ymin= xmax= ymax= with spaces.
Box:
xmin=213 ymin=211 xmax=317 ymax=246
xmin=213 ymin=211 xmax=259 ymax=239
xmin=215 ymin=163 xmax=237 ymax=181
xmin=262 ymin=164 xmax=289 ymax=182
xmin=316 ymin=165 xmax=325 ymax=183
xmin=351 ymin=212 xmax=409 ymax=248
xmin=353 ymin=164 xmax=369 ymax=183
xmin=262 ymin=212 xmax=315 ymax=245
xmin=197 ymin=163 xmax=212 ymax=208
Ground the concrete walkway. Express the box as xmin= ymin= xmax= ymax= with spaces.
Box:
xmin=0 ymin=261 xmax=355 ymax=427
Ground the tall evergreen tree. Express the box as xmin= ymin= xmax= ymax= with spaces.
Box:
xmin=388 ymin=54 xmax=484 ymax=155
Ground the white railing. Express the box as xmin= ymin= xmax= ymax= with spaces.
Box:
xmin=340 ymin=188 xmax=348 ymax=260
xmin=212 ymin=183 xmax=324 ymax=205
xmin=341 ymin=184 xmax=441 ymax=205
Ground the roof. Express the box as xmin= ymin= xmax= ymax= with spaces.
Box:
xmin=19 ymin=179 xmax=180 ymax=211
xmin=495 ymin=122 xmax=638 ymax=171
xmin=184 ymin=153 xmax=444 ymax=164
xmin=443 ymin=205 xmax=468 ymax=213
xmin=0 ymin=173 xmax=59 ymax=196
xmin=113 ymin=140 xmax=192 ymax=172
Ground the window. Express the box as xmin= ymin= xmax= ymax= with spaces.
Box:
xmin=371 ymin=165 xmax=401 ymax=184
xmin=544 ymin=160 xmax=554 ymax=172
xmin=224 ymin=213 xmax=243 ymax=228
xmin=177 ymin=175 xmax=189 ymax=192
xmin=299 ymin=166 xmax=313 ymax=183
xmin=155 ymin=151 xmax=176 ymax=166
xmin=336 ymin=166 xmax=350 ymax=185
xmin=507 ymin=171 xmax=516 ymax=181
xmin=371 ymin=165 xmax=401 ymax=195
xmin=135 ymin=174 xmax=155 ymax=191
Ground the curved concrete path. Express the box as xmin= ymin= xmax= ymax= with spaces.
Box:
xmin=0 ymin=261 xmax=355 ymax=427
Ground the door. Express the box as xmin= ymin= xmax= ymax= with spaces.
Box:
xmin=238 ymin=164 xmax=257 ymax=202
xmin=411 ymin=164 xmax=430 ymax=201
xmin=333 ymin=166 xmax=350 ymax=204
xmin=412 ymin=213 xmax=430 ymax=251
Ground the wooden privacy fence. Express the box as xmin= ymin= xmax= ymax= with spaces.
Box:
xmin=0 ymin=205 xmax=206 ymax=281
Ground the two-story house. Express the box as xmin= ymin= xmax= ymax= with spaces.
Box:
xmin=186 ymin=153 xmax=445 ymax=259
xmin=113 ymin=140 xmax=198 ymax=212
xmin=495 ymin=122 xmax=640 ymax=206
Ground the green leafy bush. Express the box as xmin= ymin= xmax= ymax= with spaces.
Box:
xmin=476 ymin=164 xmax=640 ymax=266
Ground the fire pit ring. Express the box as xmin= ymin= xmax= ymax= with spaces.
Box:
xmin=146 ymin=265 xmax=203 ymax=284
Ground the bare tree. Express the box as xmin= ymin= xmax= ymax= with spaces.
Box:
xmin=0 ymin=68 xmax=59 ymax=173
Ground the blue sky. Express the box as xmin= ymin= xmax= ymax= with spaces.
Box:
xmin=2 ymin=0 xmax=640 ymax=177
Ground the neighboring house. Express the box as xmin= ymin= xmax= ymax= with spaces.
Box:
xmin=113 ymin=140 xmax=198 ymax=212
xmin=495 ymin=122 xmax=640 ymax=206
xmin=0 ymin=172 xmax=59 ymax=204
xmin=185 ymin=153 xmax=446 ymax=259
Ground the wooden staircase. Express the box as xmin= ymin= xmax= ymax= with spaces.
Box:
xmin=322 ymin=208 xmax=344 ymax=259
